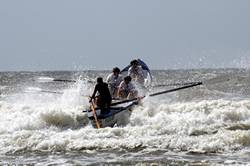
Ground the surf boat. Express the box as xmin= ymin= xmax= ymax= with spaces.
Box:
xmin=86 ymin=100 xmax=138 ymax=128
xmin=85 ymin=82 xmax=203 ymax=129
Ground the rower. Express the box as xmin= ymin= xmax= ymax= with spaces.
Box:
xmin=89 ymin=77 xmax=112 ymax=115
xmin=106 ymin=67 xmax=123 ymax=98
xmin=117 ymin=76 xmax=138 ymax=99
xmin=128 ymin=59 xmax=146 ymax=85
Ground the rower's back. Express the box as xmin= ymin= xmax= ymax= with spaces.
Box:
xmin=94 ymin=82 xmax=112 ymax=102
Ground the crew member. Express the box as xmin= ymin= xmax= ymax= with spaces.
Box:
xmin=106 ymin=67 xmax=123 ymax=97
xmin=117 ymin=76 xmax=138 ymax=99
xmin=90 ymin=77 xmax=112 ymax=114
xmin=128 ymin=59 xmax=145 ymax=85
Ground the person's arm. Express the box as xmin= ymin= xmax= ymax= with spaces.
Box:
xmin=116 ymin=76 xmax=123 ymax=88
xmin=117 ymin=82 xmax=124 ymax=97
xmin=90 ymin=85 xmax=97 ymax=102
xmin=128 ymin=83 xmax=138 ymax=99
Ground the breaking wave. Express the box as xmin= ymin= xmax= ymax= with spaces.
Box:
xmin=1 ymin=69 xmax=250 ymax=166
xmin=1 ymin=95 xmax=250 ymax=154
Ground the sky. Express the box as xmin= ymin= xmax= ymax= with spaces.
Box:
xmin=0 ymin=0 xmax=250 ymax=71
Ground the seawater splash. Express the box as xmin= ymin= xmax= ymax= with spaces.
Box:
xmin=0 ymin=78 xmax=91 ymax=131
xmin=1 ymin=70 xmax=250 ymax=165
xmin=1 ymin=97 xmax=250 ymax=154
xmin=231 ymin=51 xmax=250 ymax=69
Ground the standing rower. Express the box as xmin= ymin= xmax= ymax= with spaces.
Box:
xmin=90 ymin=77 xmax=112 ymax=115
xmin=128 ymin=59 xmax=146 ymax=85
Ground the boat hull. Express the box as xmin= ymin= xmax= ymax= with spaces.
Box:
xmin=86 ymin=101 xmax=137 ymax=128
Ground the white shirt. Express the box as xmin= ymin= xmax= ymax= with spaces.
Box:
xmin=106 ymin=73 xmax=123 ymax=88
xmin=118 ymin=81 xmax=136 ymax=93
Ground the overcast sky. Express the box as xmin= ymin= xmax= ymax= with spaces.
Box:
xmin=0 ymin=0 xmax=250 ymax=71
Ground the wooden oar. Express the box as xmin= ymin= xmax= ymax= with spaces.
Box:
xmin=110 ymin=82 xmax=202 ymax=106
xmin=149 ymin=82 xmax=202 ymax=97
xmin=153 ymin=81 xmax=201 ymax=87
xmin=24 ymin=87 xmax=63 ymax=94
xmin=37 ymin=77 xmax=77 ymax=83
xmin=90 ymin=101 xmax=101 ymax=129
xmin=53 ymin=79 xmax=77 ymax=83
xmin=37 ymin=77 xmax=97 ymax=84
xmin=39 ymin=90 xmax=63 ymax=94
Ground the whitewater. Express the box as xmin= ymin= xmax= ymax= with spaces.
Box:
xmin=0 ymin=69 xmax=250 ymax=165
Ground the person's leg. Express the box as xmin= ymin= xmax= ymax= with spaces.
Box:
xmin=106 ymin=99 xmax=111 ymax=114
xmin=119 ymin=90 xmax=129 ymax=99
xmin=100 ymin=98 xmax=111 ymax=115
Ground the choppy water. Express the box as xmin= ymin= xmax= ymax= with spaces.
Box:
xmin=1 ymin=69 xmax=250 ymax=165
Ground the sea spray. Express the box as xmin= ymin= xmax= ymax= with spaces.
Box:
xmin=1 ymin=70 xmax=250 ymax=164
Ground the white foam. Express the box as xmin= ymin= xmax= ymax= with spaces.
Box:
xmin=1 ymin=80 xmax=250 ymax=154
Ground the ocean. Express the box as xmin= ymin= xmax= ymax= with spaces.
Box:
xmin=0 ymin=69 xmax=250 ymax=165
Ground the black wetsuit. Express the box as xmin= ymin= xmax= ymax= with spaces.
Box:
xmin=91 ymin=82 xmax=112 ymax=114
